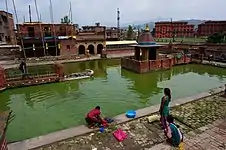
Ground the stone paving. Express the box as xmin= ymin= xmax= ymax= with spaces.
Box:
xmin=171 ymin=93 xmax=226 ymax=130
xmin=34 ymin=94 xmax=226 ymax=150
xmin=149 ymin=119 xmax=226 ymax=150
xmin=35 ymin=117 xmax=191 ymax=150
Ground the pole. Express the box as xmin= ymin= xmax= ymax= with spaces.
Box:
xmin=40 ymin=14 xmax=42 ymax=21
xmin=29 ymin=5 xmax=32 ymax=23
xmin=171 ymin=18 xmax=175 ymax=42
xmin=117 ymin=8 xmax=120 ymax=41
xmin=5 ymin=0 xmax=11 ymax=44
xmin=49 ymin=0 xmax=58 ymax=56
xmin=70 ymin=1 xmax=73 ymax=24
xmin=12 ymin=0 xmax=27 ymax=59
xmin=69 ymin=1 xmax=75 ymax=55
xmin=34 ymin=0 xmax=46 ymax=56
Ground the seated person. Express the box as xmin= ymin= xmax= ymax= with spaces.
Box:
xmin=85 ymin=106 xmax=102 ymax=128
xmin=19 ymin=60 xmax=31 ymax=80
xmin=165 ymin=115 xmax=183 ymax=147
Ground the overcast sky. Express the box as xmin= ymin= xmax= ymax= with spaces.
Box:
xmin=0 ymin=0 xmax=225 ymax=26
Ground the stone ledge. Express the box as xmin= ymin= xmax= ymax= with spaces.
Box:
xmin=8 ymin=86 xmax=224 ymax=150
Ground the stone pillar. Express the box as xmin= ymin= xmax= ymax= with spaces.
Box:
xmin=141 ymin=48 xmax=148 ymax=61
xmin=153 ymin=48 xmax=159 ymax=60
xmin=94 ymin=45 xmax=97 ymax=55
xmin=200 ymin=54 xmax=204 ymax=63
xmin=135 ymin=47 xmax=140 ymax=60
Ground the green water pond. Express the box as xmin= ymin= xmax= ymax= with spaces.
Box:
xmin=1 ymin=59 xmax=226 ymax=142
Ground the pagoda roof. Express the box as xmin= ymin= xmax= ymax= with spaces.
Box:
xmin=132 ymin=24 xmax=163 ymax=48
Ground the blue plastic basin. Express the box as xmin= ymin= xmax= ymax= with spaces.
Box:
xmin=99 ymin=127 xmax=105 ymax=133
xmin=126 ymin=110 xmax=136 ymax=118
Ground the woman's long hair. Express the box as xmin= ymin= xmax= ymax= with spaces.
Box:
xmin=164 ymin=88 xmax=171 ymax=101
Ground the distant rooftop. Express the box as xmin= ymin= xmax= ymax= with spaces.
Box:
xmin=17 ymin=22 xmax=75 ymax=26
xmin=106 ymin=40 xmax=137 ymax=45
xmin=155 ymin=21 xmax=189 ymax=24
xmin=200 ymin=20 xmax=226 ymax=24
xmin=0 ymin=10 xmax=13 ymax=16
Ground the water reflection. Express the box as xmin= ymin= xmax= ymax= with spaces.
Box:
xmin=121 ymin=64 xmax=226 ymax=101
xmin=63 ymin=59 xmax=120 ymax=80
xmin=121 ymin=69 xmax=163 ymax=100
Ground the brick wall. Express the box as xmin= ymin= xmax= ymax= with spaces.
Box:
xmin=60 ymin=39 xmax=77 ymax=56
xmin=121 ymin=54 xmax=192 ymax=74
xmin=17 ymin=23 xmax=76 ymax=37
xmin=106 ymin=49 xmax=133 ymax=55
xmin=0 ymin=66 xmax=6 ymax=89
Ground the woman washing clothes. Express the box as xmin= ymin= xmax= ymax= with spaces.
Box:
xmin=159 ymin=88 xmax=171 ymax=130
xmin=85 ymin=106 xmax=103 ymax=128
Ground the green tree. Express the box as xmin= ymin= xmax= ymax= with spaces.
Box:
xmin=207 ymin=32 xmax=226 ymax=43
xmin=61 ymin=16 xmax=71 ymax=24
xmin=127 ymin=25 xmax=134 ymax=40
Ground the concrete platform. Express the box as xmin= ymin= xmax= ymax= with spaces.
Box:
xmin=8 ymin=86 xmax=224 ymax=150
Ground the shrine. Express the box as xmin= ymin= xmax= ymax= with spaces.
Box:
xmin=121 ymin=24 xmax=192 ymax=73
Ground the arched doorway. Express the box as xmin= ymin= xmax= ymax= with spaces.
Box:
xmin=88 ymin=44 xmax=95 ymax=55
xmin=78 ymin=45 xmax=85 ymax=55
xmin=97 ymin=44 xmax=103 ymax=54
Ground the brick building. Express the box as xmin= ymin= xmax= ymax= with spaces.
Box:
xmin=17 ymin=22 xmax=77 ymax=38
xmin=106 ymin=27 xmax=118 ymax=41
xmin=16 ymin=22 xmax=106 ymax=58
xmin=16 ymin=22 xmax=77 ymax=57
xmin=155 ymin=21 xmax=194 ymax=38
xmin=197 ymin=21 xmax=226 ymax=37
xmin=0 ymin=11 xmax=16 ymax=44
xmin=76 ymin=23 xmax=106 ymax=55
xmin=106 ymin=27 xmax=124 ymax=41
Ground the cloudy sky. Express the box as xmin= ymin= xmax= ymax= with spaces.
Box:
xmin=0 ymin=0 xmax=225 ymax=26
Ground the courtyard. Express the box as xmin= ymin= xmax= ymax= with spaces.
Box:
xmin=34 ymin=93 xmax=226 ymax=150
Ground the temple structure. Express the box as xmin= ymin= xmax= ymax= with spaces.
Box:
xmin=121 ymin=24 xmax=192 ymax=73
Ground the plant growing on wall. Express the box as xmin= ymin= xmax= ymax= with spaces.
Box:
xmin=176 ymin=53 xmax=182 ymax=62
xmin=61 ymin=15 xmax=71 ymax=24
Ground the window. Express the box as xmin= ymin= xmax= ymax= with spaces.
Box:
xmin=67 ymin=45 xmax=70 ymax=49
xmin=0 ymin=34 xmax=2 ymax=41
xmin=27 ymin=27 xmax=35 ymax=37
xmin=44 ymin=27 xmax=51 ymax=37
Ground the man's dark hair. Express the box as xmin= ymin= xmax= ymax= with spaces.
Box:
xmin=166 ymin=115 xmax=174 ymax=123
xmin=95 ymin=106 xmax=100 ymax=110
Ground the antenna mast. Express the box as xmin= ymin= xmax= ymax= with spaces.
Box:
xmin=5 ymin=0 xmax=11 ymax=43
xmin=34 ymin=0 xmax=46 ymax=56
xmin=69 ymin=1 xmax=75 ymax=50
xmin=12 ymin=0 xmax=27 ymax=59
xmin=49 ymin=0 xmax=58 ymax=56
xmin=70 ymin=1 xmax=73 ymax=24
xmin=117 ymin=8 xmax=120 ymax=41
xmin=28 ymin=5 xmax=32 ymax=23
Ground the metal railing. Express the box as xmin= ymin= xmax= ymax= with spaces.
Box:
xmin=5 ymin=65 xmax=56 ymax=81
